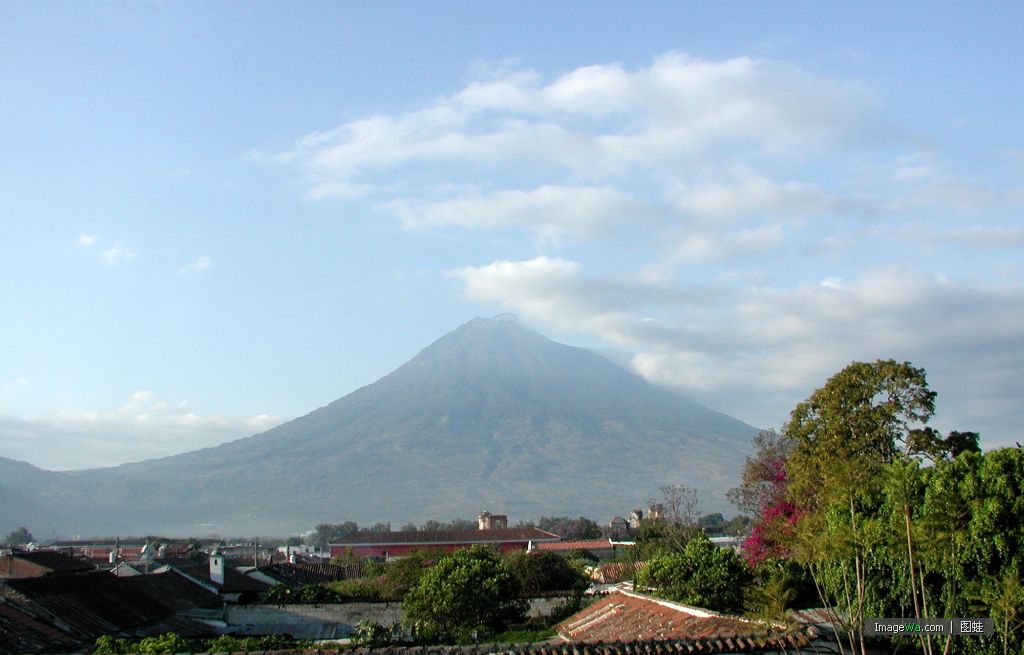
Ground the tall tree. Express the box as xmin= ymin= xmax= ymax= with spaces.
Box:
xmin=4 ymin=526 xmax=33 ymax=544
xmin=785 ymin=360 xmax=937 ymax=655
xmin=729 ymin=429 xmax=797 ymax=565
xmin=403 ymin=546 xmax=526 ymax=639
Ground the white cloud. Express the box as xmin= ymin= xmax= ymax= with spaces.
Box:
xmin=262 ymin=52 xmax=1024 ymax=452
xmin=668 ymin=171 xmax=840 ymax=224
xmin=378 ymin=186 xmax=659 ymax=244
xmin=99 ymin=242 xmax=136 ymax=265
xmin=78 ymin=233 xmax=97 ymax=247
xmin=177 ymin=255 xmax=213 ymax=275
xmin=265 ymin=51 xmax=1023 ymax=261
xmin=263 ymin=53 xmax=883 ymax=244
xmin=0 ymin=391 xmax=284 ymax=470
xmin=452 ymin=257 xmax=1024 ymax=449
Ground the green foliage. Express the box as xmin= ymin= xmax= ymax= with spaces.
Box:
xmin=635 ymin=533 xmax=750 ymax=612
xmin=322 ymin=576 xmax=389 ymax=601
xmin=352 ymin=620 xmax=405 ymax=646
xmin=723 ymin=515 xmax=753 ymax=535
xmin=547 ymin=593 xmax=595 ymax=624
xmin=93 ymin=632 xmax=312 ymax=654
xmin=743 ymin=558 xmax=817 ymax=620
xmin=377 ymin=549 xmax=442 ymax=597
xmin=403 ymin=545 xmax=528 ymax=638
xmin=306 ymin=521 xmax=358 ymax=547
xmin=205 ymin=634 xmax=312 ymax=652
xmin=490 ymin=625 xmax=557 ymax=643
xmin=265 ymin=582 xmax=345 ymax=604
xmin=780 ymin=360 xmax=1024 ymax=655
xmin=786 ymin=359 xmax=936 ymax=503
xmin=3 ymin=525 xmax=33 ymax=544
xmin=92 ymin=633 xmax=193 ymax=654
xmin=536 ymin=515 xmax=604 ymax=539
xmin=315 ymin=549 xmax=440 ymax=602
xmin=502 ymin=550 xmax=588 ymax=596
xmin=564 ymin=548 xmax=599 ymax=565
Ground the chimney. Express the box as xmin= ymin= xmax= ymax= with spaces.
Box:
xmin=210 ymin=549 xmax=225 ymax=585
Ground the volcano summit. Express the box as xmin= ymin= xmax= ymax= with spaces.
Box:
xmin=1 ymin=315 xmax=758 ymax=536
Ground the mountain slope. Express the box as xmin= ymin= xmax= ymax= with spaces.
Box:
xmin=7 ymin=315 xmax=758 ymax=536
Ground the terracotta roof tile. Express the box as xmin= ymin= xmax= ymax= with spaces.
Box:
xmin=531 ymin=540 xmax=617 ymax=552
xmin=218 ymin=639 xmax=811 ymax=654
xmin=591 ymin=563 xmax=645 ymax=583
xmin=2 ymin=571 xmax=173 ymax=637
xmin=0 ymin=601 xmax=80 ymax=654
xmin=556 ymin=590 xmax=780 ymax=644
xmin=259 ymin=561 xmax=358 ymax=585
xmin=2 ymin=551 xmax=96 ymax=574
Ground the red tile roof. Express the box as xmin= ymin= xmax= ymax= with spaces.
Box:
xmin=2 ymin=551 xmax=96 ymax=575
xmin=258 ymin=561 xmax=358 ymax=585
xmin=531 ymin=539 xmax=617 ymax=552
xmin=0 ymin=601 xmax=80 ymax=654
xmin=557 ymin=589 xmax=774 ymax=643
xmin=331 ymin=527 xmax=558 ymax=546
xmin=1 ymin=571 xmax=174 ymax=638
xmin=591 ymin=561 xmax=646 ymax=583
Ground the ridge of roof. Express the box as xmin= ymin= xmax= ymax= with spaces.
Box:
xmin=331 ymin=527 xmax=559 ymax=546
xmin=556 ymin=588 xmax=789 ymax=644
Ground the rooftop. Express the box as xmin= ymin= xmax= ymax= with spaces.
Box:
xmin=530 ymin=539 xmax=620 ymax=552
xmin=557 ymin=589 xmax=782 ymax=643
xmin=1 ymin=550 xmax=96 ymax=575
xmin=332 ymin=527 xmax=559 ymax=546
xmin=1 ymin=571 xmax=174 ymax=638
xmin=0 ymin=600 xmax=80 ymax=654
xmin=258 ymin=561 xmax=357 ymax=586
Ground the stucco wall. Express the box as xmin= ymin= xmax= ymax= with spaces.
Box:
xmin=226 ymin=602 xmax=404 ymax=637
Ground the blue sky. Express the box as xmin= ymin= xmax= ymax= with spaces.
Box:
xmin=2 ymin=1 xmax=1022 ymax=469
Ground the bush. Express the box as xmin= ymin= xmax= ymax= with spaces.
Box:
xmin=265 ymin=582 xmax=345 ymax=604
xmin=93 ymin=632 xmax=312 ymax=654
xmin=322 ymin=577 xmax=389 ymax=601
xmin=502 ymin=551 xmax=588 ymax=596
xmin=403 ymin=546 xmax=527 ymax=639
xmin=351 ymin=619 xmax=405 ymax=646
xmin=636 ymin=533 xmax=750 ymax=613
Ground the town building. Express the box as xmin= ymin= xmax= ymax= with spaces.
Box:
xmin=330 ymin=513 xmax=558 ymax=558
xmin=0 ymin=551 xmax=95 ymax=579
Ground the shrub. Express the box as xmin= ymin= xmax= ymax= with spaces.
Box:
xmin=636 ymin=533 xmax=750 ymax=613
xmin=403 ymin=546 xmax=527 ymax=638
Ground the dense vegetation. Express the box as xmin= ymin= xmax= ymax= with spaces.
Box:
xmin=733 ymin=360 xmax=1023 ymax=655
xmin=92 ymin=633 xmax=312 ymax=654
xmin=636 ymin=533 xmax=749 ymax=613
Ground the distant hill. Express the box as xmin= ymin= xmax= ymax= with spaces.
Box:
xmin=2 ymin=315 xmax=758 ymax=537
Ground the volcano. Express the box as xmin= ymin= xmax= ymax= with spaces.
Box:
xmin=2 ymin=315 xmax=758 ymax=536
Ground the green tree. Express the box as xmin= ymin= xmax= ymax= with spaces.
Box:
xmin=306 ymin=521 xmax=357 ymax=548
xmin=403 ymin=546 xmax=527 ymax=638
xmin=4 ymin=526 xmax=33 ymax=544
xmin=785 ymin=360 xmax=938 ymax=655
xmin=635 ymin=533 xmax=749 ymax=613
xmin=786 ymin=360 xmax=937 ymax=501
xmin=376 ymin=549 xmax=442 ymax=597
xmin=502 ymin=550 xmax=587 ymax=596
xmin=781 ymin=360 xmax=1024 ymax=655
